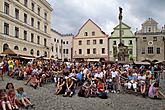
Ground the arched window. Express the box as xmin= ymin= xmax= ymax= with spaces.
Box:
xmin=44 ymin=51 xmax=47 ymax=57
xmin=37 ymin=50 xmax=40 ymax=56
xmin=30 ymin=49 xmax=34 ymax=55
xmin=14 ymin=46 xmax=19 ymax=50
xmin=3 ymin=43 xmax=9 ymax=51
xmin=23 ymin=47 xmax=27 ymax=51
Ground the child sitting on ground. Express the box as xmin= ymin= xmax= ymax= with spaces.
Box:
xmin=7 ymin=90 xmax=19 ymax=110
xmin=0 ymin=89 xmax=12 ymax=110
xmin=25 ymin=74 xmax=39 ymax=89
xmin=16 ymin=87 xmax=34 ymax=109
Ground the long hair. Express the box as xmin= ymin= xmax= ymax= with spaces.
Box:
xmin=6 ymin=83 xmax=14 ymax=90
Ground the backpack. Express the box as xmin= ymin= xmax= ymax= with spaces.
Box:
xmin=98 ymin=92 xmax=108 ymax=99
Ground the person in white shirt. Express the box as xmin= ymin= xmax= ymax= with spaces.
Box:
xmin=94 ymin=67 xmax=103 ymax=79
xmin=111 ymin=68 xmax=119 ymax=93
xmin=138 ymin=72 xmax=146 ymax=96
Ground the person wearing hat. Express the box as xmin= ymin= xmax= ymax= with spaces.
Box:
xmin=137 ymin=71 xmax=146 ymax=97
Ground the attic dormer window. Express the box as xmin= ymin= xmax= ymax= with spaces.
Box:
xmin=84 ymin=32 xmax=88 ymax=36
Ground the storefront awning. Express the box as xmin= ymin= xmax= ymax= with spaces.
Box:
xmin=19 ymin=56 xmax=35 ymax=60
xmin=134 ymin=61 xmax=150 ymax=65
xmin=87 ymin=59 xmax=100 ymax=62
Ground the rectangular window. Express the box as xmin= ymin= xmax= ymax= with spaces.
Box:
xmin=24 ymin=31 xmax=27 ymax=41
xmin=4 ymin=23 xmax=9 ymax=35
xmin=31 ymin=3 xmax=34 ymax=11
xmin=157 ymin=48 xmax=160 ymax=54
xmin=128 ymin=48 xmax=133 ymax=54
xmin=129 ymin=40 xmax=133 ymax=45
xmin=38 ymin=7 xmax=40 ymax=15
xmin=24 ymin=0 xmax=28 ymax=7
xmin=143 ymin=37 xmax=147 ymax=41
xmin=99 ymin=39 xmax=103 ymax=44
xmin=51 ymin=46 xmax=54 ymax=52
xmin=24 ymin=13 xmax=27 ymax=23
xmin=15 ymin=27 xmax=19 ymax=38
xmin=92 ymin=31 xmax=95 ymax=36
xmin=37 ymin=36 xmax=40 ymax=44
xmin=84 ymin=32 xmax=88 ymax=36
xmin=56 ymin=47 xmax=58 ymax=53
xmin=102 ymin=48 xmax=105 ymax=54
xmin=31 ymin=33 xmax=34 ymax=42
xmin=87 ymin=49 xmax=90 ymax=54
xmin=153 ymin=37 xmax=157 ymax=41
xmin=4 ymin=2 xmax=9 ymax=15
xmin=79 ymin=40 xmax=82 ymax=45
xmin=141 ymin=48 xmax=145 ymax=54
xmin=54 ymin=38 xmax=56 ymax=42
xmin=148 ymin=47 xmax=153 ymax=54
xmin=93 ymin=48 xmax=96 ymax=54
xmin=63 ymin=49 xmax=65 ymax=54
xmin=113 ymin=41 xmax=116 ymax=45
xmin=63 ymin=41 xmax=65 ymax=44
xmin=66 ymin=49 xmax=69 ymax=54
xmin=37 ymin=21 xmax=40 ymax=29
xmin=57 ymin=40 xmax=59 ymax=43
xmin=15 ymin=8 xmax=19 ymax=19
xmin=87 ymin=40 xmax=90 ymax=45
xmin=44 ymin=12 xmax=47 ymax=20
xmin=60 ymin=48 xmax=62 ymax=53
xmin=93 ymin=40 xmax=96 ymax=44
xmin=31 ymin=18 xmax=34 ymax=27
xmin=44 ymin=38 xmax=47 ymax=46
xmin=66 ymin=41 xmax=68 ymax=44
xmin=44 ymin=25 xmax=47 ymax=33
xmin=79 ymin=49 xmax=82 ymax=54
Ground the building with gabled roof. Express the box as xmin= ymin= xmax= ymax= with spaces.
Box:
xmin=73 ymin=19 xmax=108 ymax=62
xmin=108 ymin=22 xmax=136 ymax=61
xmin=136 ymin=18 xmax=165 ymax=62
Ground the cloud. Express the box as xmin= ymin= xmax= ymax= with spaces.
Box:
xmin=47 ymin=0 xmax=165 ymax=35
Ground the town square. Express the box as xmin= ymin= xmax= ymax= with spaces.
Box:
xmin=0 ymin=0 xmax=165 ymax=110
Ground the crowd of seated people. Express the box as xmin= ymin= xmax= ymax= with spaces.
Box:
xmin=0 ymin=56 xmax=165 ymax=101
xmin=54 ymin=62 xmax=164 ymax=99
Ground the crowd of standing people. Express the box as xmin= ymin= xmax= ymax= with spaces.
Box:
xmin=0 ymin=57 xmax=165 ymax=110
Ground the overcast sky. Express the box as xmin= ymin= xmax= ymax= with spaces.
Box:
xmin=47 ymin=0 xmax=165 ymax=35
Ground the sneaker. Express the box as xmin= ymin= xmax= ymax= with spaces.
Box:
xmin=30 ymin=104 xmax=35 ymax=108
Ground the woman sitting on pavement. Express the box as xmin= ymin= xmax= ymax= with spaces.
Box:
xmin=138 ymin=72 xmax=146 ymax=97
xmin=96 ymin=78 xmax=108 ymax=99
xmin=63 ymin=77 xmax=74 ymax=97
xmin=78 ymin=79 xmax=92 ymax=98
xmin=148 ymin=80 xmax=161 ymax=99
xmin=55 ymin=77 xmax=66 ymax=95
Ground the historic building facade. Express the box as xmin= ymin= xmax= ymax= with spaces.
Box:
xmin=136 ymin=18 xmax=165 ymax=62
xmin=108 ymin=23 xmax=136 ymax=61
xmin=50 ymin=29 xmax=73 ymax=61
xmin=73 ymin=19 xmax=108 ymax=62
xmin=0 ymin=0 xmax=53 ymax=57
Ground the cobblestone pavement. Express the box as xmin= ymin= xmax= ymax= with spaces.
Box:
xmin=0 ymin=77 xmax=165 ymax=110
